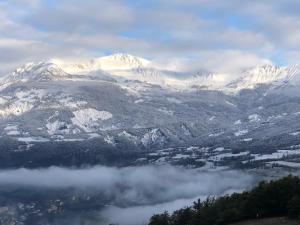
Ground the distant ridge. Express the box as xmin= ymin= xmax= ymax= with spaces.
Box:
xmin=2 ymin=54 xmax=299 ymax=92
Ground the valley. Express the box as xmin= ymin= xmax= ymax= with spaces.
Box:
xmin=0 ymin=54 xmax=300 ymax=224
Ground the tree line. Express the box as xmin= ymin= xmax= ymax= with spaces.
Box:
xmin=148 ymin=175 xmax=300 ymax=225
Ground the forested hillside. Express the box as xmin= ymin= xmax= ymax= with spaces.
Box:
xmin=148 ymin=176 xmax=300 ymax=225
xmin=230 ymin=217 xmax=299 ymax=225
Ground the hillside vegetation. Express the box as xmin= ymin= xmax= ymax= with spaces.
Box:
xmin=231 ymin=217 xmax=299 ymax=225
xmin=148 ymin=175 xmax=300 ymax=225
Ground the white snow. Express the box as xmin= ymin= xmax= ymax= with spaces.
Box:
xmin=71 ymin=108 xmax=113 ymax=132
xmin=186 ymin=146 xmax=199 ymax=151
xmin=104 ymin=135 xmax=116 ymax=145
xmin=46 ymin=120 xmax=70 ymax=135
xmin=210 ymin=151 xmax=249 ymax=161
xmin=213 ymin=147 xmax=225 ymax=152
xmin=0 ymin=101 xmax=34 ymax=117
xmin=243 ymin=138 xmax=253 ymax=142
xmin=4 ymin=125 xmax=18 ymax=131
xmin=118 ymin=131 xmax=138 ymax=144
xmin=95 ymin=53 xmax=151 ymax=71
xmin=181 ymin=124 xmax=191 ymax=136
xmin=50 ymin=54 xmax=231 ymax=91
xmin=134 ymin=99 xmax=144 ymax=104
xmin=234 ymin=120 xmax=242 ymax=125
xmin=2 ymin=57 xmax=300 ymax=94
xmin=46 ymin=120 xmax=59 ymax=135
xmin=290 ymin=132 xmax=300 ymax=136
xmin=248 ymin=114 xmax=261 ymax=122
xmin=267 ymin=114 xmax=283 ymax=120
xmin=155 ymin=157 xmax=166 ymax=163
xmin=252 ymin=149 xmax=300 ymax=161
xmin=15 ymin=89 xmax=46 ymax=100
xmin=167 ymin=97 xmax=182 ymax=104
xmin=0 ymin=97 xmax=7 ymax=105
xmin=225 ymin=101 xmax=236 ymax=107
xmin=58 ymin=96 xmax=87 ymax=108
xmin=88 ymin=133 xmax=101 ymax=138
xmin=0 ymin=89 xmax=46 ymax=118
xmin=7 ymin=130 xmax=21 ymax=136
xmin=18 ymin=137 xmax=50 ymax=142
xmin=57 ymin=138 xmax=85 ymax=142
xmin=158 ymin=108 xmax=174 ymax=115
xmin=234 ymin=129 xmax=248 ymax=136
xmin=228 ymin=65 xmax=299 ymax=91
xmin=267 ymin=161 xmax=300 ymax=168
xmin=172 ymin=154 xmax=190 ymax=159
xmin=141 ymin=129 xmax=165 ymax=147
xmin=209 ymin=132 xmax=224 ymax=137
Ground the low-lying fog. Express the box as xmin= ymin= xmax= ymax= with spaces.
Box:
xmin=0 ymin=165 xmax=256 ymax=225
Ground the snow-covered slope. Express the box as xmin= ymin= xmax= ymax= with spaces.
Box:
xmin=227 ymin=65 xmax=300 ymax=91
xmin=5 ymin=62 xmax=70 ymax=82
xmin=96 ymin=53 xmax=151 ymax=71
xmin=54 ymin=53 xmax=150 ymax=75
xmin=4 ymin=55 xmax=300 ymax=93
xmin=0 ymin=61 xmax=120 ymax=91
xmin=1 ymin=54 xmax=300 ymax=151
xmin=47 ymin=53 xmax=229 ymax=90
xmin=53 ymin=55 xmax=300 ymax=92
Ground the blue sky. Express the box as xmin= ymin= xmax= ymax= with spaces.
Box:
xmin=0 ymin=0 xmax=300 ymax=73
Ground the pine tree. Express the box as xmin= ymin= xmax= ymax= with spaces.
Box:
xmin=287 ymin=195 xmax=300 ymax=219
xmin=149 ymin=211 xmax=170 ymax=225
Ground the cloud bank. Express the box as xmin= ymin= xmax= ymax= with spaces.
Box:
xmin=1 ymin=0 xmax=300 ymax=73
xmin=0 ymin=165 xmax=256 ymax=225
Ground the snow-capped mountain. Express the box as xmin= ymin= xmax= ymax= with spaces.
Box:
xmin=47 ymin=54 xmax=229 ymax=90
xmin=0 ymin=62 xmax=70 ymax=90
xmin=54 ymin=53 xmax=151 ymax=75
xmin=4 ymin=54 xmax=299 ymax=93
xmin=1 ymin=53 xmax=300 ymax=168
xmin=227 ymin=64 xmax=300 ymax=91
xmin=53 ymin=55 xmax=300 ymax=92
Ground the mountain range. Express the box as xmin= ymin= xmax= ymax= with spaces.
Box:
xmin=1 ymin=53 xmax=300 ymax=168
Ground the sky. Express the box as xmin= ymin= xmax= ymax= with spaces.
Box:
xmin=1 ymin=0 xmax=300 ymax=74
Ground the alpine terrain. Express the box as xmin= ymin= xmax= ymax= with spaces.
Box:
xmin=0 ymin=54 xmax=300 ymax=170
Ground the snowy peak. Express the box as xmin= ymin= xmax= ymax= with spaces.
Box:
xmin=186 ymin=72 xmax=228 ymax=89
xmin=54 ymin=53 xmax=151 ymax=76
xmin=6 ymin=61 xmax=70 ymax=83
xmin=2 ymin=55 xmax=300 ymax=93
xmin=245 ymin=64 xmax=298 ymax=83
xmin=96 ymin=53 xmax=151 ymax=71
xmin=227 ymin=64 xmax=300 ymax=90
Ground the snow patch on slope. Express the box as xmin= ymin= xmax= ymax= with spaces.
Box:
xmin=248 ymin=114 xmax=261 ymax=122
xmin=0 ymin=89 xmax=46 ymax=118
xmin=4 ymin=125 xmax=20 ymax=136
xmin=234 ymin=129 xmax=248 ymax=137
xmin=71 ymin=108 xmax=113 ymax=132
xmin=46 ymin=120 xmax=70 ymax=136
xmin=104 ymin=135 xmax=116 ymax=145
xmin=58 ymin=95 xmax=87 ymax=109
xmin=227 ymin=65 xmax=299 ymax=91
xmin=141 ymin=128 xmax=166 ymax=147
xmin=118 ymin=131 xmax=138 ymax=144
xmin=18 ymin=137 xmax=50 ymax=143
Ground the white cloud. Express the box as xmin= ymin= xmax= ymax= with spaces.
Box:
xmin=0 ymin=165 xmax=255 ymax=225
xmin=195 ymin=50 xmax=272 ymax=74
xmin=27 ymin=0 xmax=135 ymax=34
xmin=0 ymin=0 xmax=299 ymax=73
xmin=157 ymin=50 xmax=272 ymax=74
